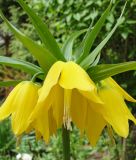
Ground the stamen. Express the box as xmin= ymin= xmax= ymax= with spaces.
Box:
xmin=63 ymin=89 xmax=72 ymax=130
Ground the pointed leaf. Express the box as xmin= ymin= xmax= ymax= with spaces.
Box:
xmin=0 ymin=10 xmax=57 ymax=73
xmin=80 ymin=2 xmax=126 ymax=69
xmin=0 ymin=80 xmax=22 ymax=87
xmin=72 ymin=44 xmax=84 ymax=60
xmin=91 ymin=53 xmax=101 ymax=67
xmin=77 ymin=1 xmax=112 ymax=62
xmin=0 ymin=56 xmax=43 ymax=76
xmin=62 ymin=29 xmax=87 ymax=61
xmin=17 ymin=0 xmax=65 ymax=61
xmin=88 ymin=61 xmax=136 ymax=82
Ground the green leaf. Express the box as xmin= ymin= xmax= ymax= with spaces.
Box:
xmin=0 ymin=80 xmax=22 ymax=87
xmin=80 ymin=2 xmax=126 ymax=69
xmin=62 ymin=29 xmax=87 ymax=61
xmin=77 ymin=1 xmax=112 ymax=63
xmin=17 ymin=0 xmax=65 ymax=61
xmin=91 ymin=53 xmax=101 ymax=67
xmin=0 ymin=10 xmax=57 ymax=73
xmin=0 ymin=56 xmax=43 ymax=76
xmin=88 ymin=61 xmax=136 ymax=82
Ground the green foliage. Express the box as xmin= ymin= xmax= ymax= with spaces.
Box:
xmin=1 ymin=0 xmax=136 ymax=63
xmin=0 ymin=125 xmax=123 ymax=160
xmin=0 ymin=0 xmax=136 ymax=160
xmin=88 ymin=61 xmax=136 ymax=82
xmin=17 ymin=0 xmax=65 ymax=61
xmin=76 ymin=2 xmax=112 ymax=63
xmin=0 ymin=56 xmax=43 ymax=75
xmin=1 ymin=0 xmax=136 ymax=78
xmin=62 ymin=29 xmax=87 ymax=61
xmin=0 ymin=11 xmax=57 ymax=72
xmin=0 ymin=119 xmax=16 ymax=159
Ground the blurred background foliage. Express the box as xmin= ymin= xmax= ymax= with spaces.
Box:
xmin=0 ymin=0 xmax=136 ymax=159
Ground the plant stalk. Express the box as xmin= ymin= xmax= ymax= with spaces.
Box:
xmin=62 ymin=126 xmax=70 ymax=160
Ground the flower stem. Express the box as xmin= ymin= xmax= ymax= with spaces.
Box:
xmin=62 ymin=126 xmax=70 ymax=160
xmin=31 ymin=72 xmax=44 ymax=82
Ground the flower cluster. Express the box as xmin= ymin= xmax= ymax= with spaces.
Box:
xmin=0 ymin=61 xmax=135 ymax=146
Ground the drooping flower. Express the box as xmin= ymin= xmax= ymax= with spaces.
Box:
xmin=0 ymin=81 xmax=40 ymax=136
xmin=29 ymin=61 xmax=136 ymax=146
xmin=70 ymin=77 xmax=136 ymax=145
xmin=94 ymin=78 xmax=136 ymax=137
xmin=29 ymin=61 xmax=106 ymax=145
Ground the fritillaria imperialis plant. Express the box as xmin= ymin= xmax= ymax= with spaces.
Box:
xmin=0 ymin=1 xmax=136 ymax=160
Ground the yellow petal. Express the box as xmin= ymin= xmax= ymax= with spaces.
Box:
xmin=35 ymin=130 xmax=42 ymax=140
xmin=0 ymin=82 xmax=24 ymax=121
xmin=59 ymin=61 xmax=95 ymax=90
xmin=59 ymin=61 xmax=102 ymax=103
xmin=30 ymin=106 xmax=57 ymax=143
xmin=30 ymin=111 xmax=50 ymax=143
xmin=106 ymin=77 xmax=136 ymax=102
xmin=71 ymin=89 xmax=87 ymax=133
xmin=48 ymin=107 xmax=57 ymax=137
xmin=97 ymin=87 xmax=136 ymax=137
xmin=38 ymin=61 xmax=65 ymax=102
xmin=11 ymin=82 xmax=40 ymax=135
xmin=31 ymin=61 xmax=64 ymax=130
xmin=85 ymin=105 xmax=106 ymax=146
xmin=51 ymin=85 xmax=64 ymax=128
xmin=79 ymin=90 xmax=103 ymax=104
xmin=71 ymin=89 xmax=106 ymax=146
xmin=29 ymin=85 xmax=54 ymax=123
xmin=29 ymin=84 xmax=57 ymax=143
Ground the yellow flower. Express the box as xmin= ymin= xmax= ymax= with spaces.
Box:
xmin=0 ymin=81 xmax=40 ymax=136
xmin=93 ymin=78 xmax=136 ymax=138
xmin=29 ymin=61 xmax=104 ymax=144
xmin=28 ymin=61 xmax=136 ymax=146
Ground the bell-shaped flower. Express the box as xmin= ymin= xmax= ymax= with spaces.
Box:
xmin=0 ymin=81 xmax=40 ymax=136
xmin=29 ymin=61 xmax=136 ymax=146
xmin=29 ymin=61 xmax=105 ymax=144
xmin=92 ymin=77 xmax=136 ymax=138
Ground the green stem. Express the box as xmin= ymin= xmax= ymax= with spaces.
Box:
xmin=62 ymin=126 xmax=70 ymax=160
xmin=31 ymin=71 xmax=44 ymax=82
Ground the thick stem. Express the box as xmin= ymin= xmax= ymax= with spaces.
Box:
xmin=62 ymin=126 xmax=70 ymax=160
xmin=121 ymin=138 xmax=126 ymax=160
